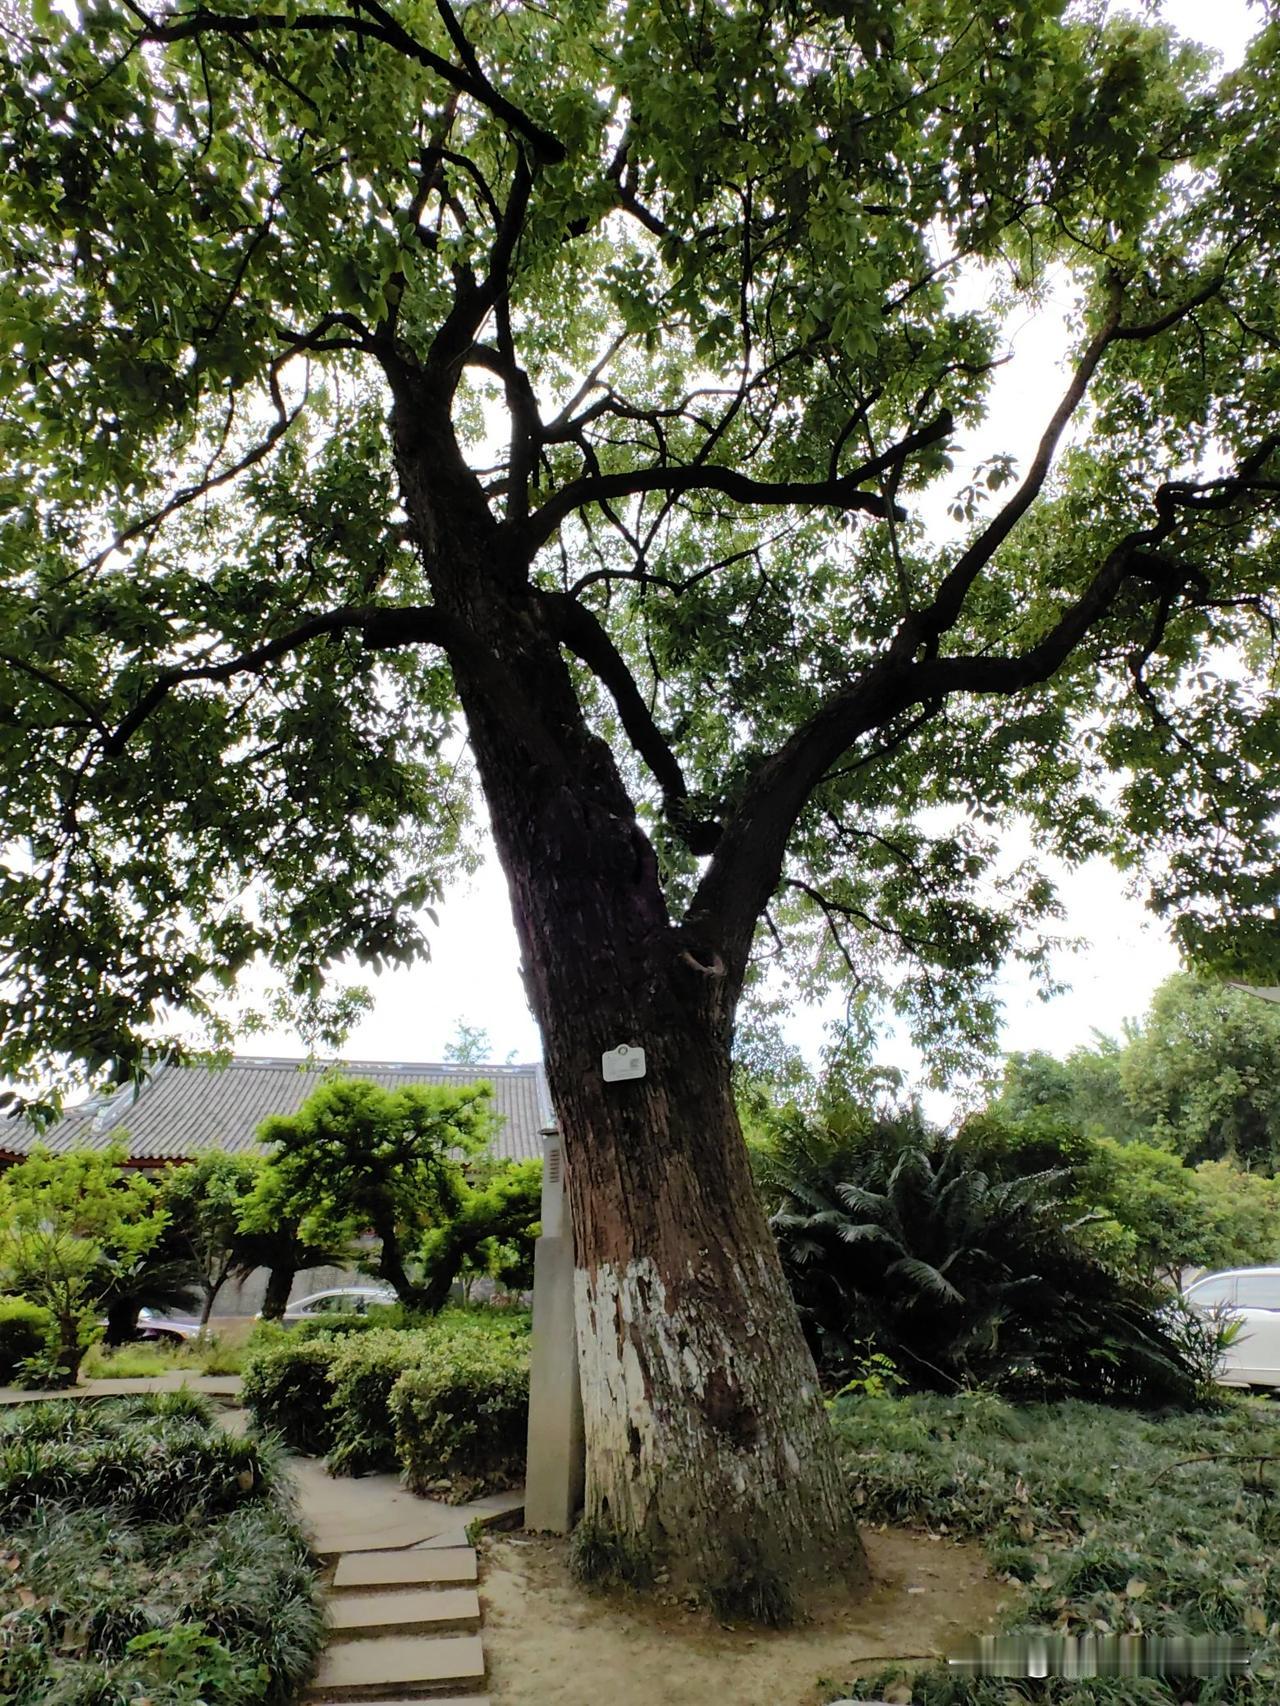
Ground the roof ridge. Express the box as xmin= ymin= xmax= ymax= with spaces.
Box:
xmin=217 ymin=1055 xmax=543 ymax=1072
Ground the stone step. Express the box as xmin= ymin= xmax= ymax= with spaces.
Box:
xmin=333 ymin=1548 xmax=477 ymax=1590
xmin=307 ymin=1633 xmax=485 ymax=1700
xmin=308 ymin=1698 xmax=490 ymax=1706
xmin=327 ymin=1588 xmax=480 ymax=1638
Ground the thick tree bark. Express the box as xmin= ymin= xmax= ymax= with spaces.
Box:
xmin=394 ymin=398 xmax=866 ymax=1612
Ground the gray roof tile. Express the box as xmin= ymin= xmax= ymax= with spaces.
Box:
xmin=8 ymin=1057 xmax=553 ymax=1166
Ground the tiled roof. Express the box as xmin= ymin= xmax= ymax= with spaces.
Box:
xmin=7 ymin=1057 xmax=553 ymax=1166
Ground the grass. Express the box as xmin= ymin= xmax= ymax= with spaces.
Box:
xmin=829 ymin=1390 xmax=1280 ymax=1704
xmin=81 ymin=1322 xmax=253 ymax=1380
xmin=0 ymin=1392 xmax=324 ymax=1705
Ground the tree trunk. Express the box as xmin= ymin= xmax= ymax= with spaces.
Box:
xmin=105 ymin=1296 xmax=140 ymax=1345
xmin=200 ymin=1270 xmax=229 ymax=1330
xmin=394 ymin=401 xmax=866 ymax=1616
xmin=559 ymin=1030 xmax=865 ymax=1615
xmin=261 ymin=1264 xmax=296 ymax=1320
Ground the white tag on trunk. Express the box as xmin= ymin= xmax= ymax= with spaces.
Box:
xmin=602 ymin=1044 xmax=646 ymax=1082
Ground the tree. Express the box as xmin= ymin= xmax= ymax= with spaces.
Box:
xmin=235 ymin=1162 xmax=357 ymax=1321
xmin=3 ymin=0 xmax=1280 ymax=1609
xmin=257 ymin=1077 xmax=494 ymax=1308
xmin=0 ymin=1145 xmax=165 ymax=1378
xmin=994 ymin=1042 xmax=1141 ymax=1144
xmin=1119 ymin=976 xmax=1280 ymax=1169
xmin=995 ymin=976 xmax=1280 ymax=1168
xmin=417 ymin=1156 xmax=542 ymax=1309
xmin=444 ymin=1021 xmax=492 ymax=1066
xmin=158 ymin=1151 xmax=262 ymax=1328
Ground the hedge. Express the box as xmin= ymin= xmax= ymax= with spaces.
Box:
xmin=240 ymin=1307 xmax=532 ymax=1487
xmin=326 ymin=1329 xmax=433 ymax=1476
xmin=240 ymin=1338 xmax=340 ymax=1457
xmin=390 ymin=1330 xmax=529 ymax=1501
xmin=0 ymin=1298 xmax=53 ymax=1382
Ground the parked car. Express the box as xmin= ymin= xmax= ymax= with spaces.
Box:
xmin=1183 ymin=1267 xmax=1280 ymax=1388
xmin=259 ymin=1285 xmax=396 ymax=1326
xmin=135 ymin=1307 xmax=204 ymax=1344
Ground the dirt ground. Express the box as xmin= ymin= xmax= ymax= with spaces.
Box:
xmin=480 ymin=1525 xmax=1007 ymax=1706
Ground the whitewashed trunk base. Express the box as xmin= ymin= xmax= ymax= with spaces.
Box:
xmin=574 ymin=1252 xmax=865 ymax=1610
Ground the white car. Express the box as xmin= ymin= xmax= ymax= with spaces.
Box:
xmin=1183 ymin=1267 xmax=1280 ymax=1387
xmin=263 ymin=1285 xmax=396 ymax=1326
xmin=135 ymin=1307 xmax=204 ymax=1344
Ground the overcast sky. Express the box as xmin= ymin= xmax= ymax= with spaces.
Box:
xmin=241 ymin=0 xmax=1255 ymax=1091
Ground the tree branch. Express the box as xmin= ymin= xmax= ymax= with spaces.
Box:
xmin=542 ymin=591 xmax=720 ymax=850
xmin=103 ymin=604 xmax=448 ymax=756
xmin=520 ymin=413 xmax=953 ymax=552
xmin=0 ymin=656 xmax=111 ymax=740
xmin=129 ymin=1 xmax=565 ymax=163
xmin=690 ymin=442 xmax=1280 ymax=989
xmin=889 ymin=284 xmax=1124 ymax=661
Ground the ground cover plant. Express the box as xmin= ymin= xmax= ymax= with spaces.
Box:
xmin=241 ymin=1305 xmax=530 ymax=1497
xmin=0 ymin=1391 xmax=325 ymax=1706
xmin=831 ymin=1392 xmax=1280 ymax=1704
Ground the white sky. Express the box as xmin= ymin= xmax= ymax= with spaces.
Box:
xmin=243 ymin=0 xmax=1254 ymax=1093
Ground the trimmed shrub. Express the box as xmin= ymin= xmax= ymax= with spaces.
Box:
xmin=326 ymin=1329 xmax=433 ymax=1475
xmin=241 ymin=1337 xmax=341 ymax=1456
xmin=291 ymin=1313 xmax=380 ymax=1342
xmin=0 ymin=1297 xmax=53 ymax=1381
xmin=390 ymin=1330 xmax=530 ymax=1500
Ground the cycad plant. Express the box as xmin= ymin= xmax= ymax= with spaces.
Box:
xmin=759 ymin=1106 xmax=1202 ymax=1406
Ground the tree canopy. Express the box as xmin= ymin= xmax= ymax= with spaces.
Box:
xmin=1 ymin=2 xmax=1278 ymax=1107
xmin=256 ymin=1075 xmax=537 ymax=1310
xmin=996 ymin=974 xmax=1280 ymax=1169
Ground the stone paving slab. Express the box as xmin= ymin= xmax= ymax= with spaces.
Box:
xmin=291 ymin=1458 xmax=462 ymax=1557
xmin=415 ymin=1528 xmax=471 ymax=1551
xmin=327 ymin=1587 xmax=480 ymax=1636
xmin=309 ymin=1698 xmax=490 ymax=1705
xmin=308 ymin=1632 xmax=485 ymax=1697
xmin=334 ymin=1548 xmax=477 ymax=1589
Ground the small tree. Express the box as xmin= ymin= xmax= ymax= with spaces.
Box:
xmin=443 ymin=1022 xmax=492 ymax=1067
xmin=258 ymin=1078 xmax=495 ymax=1310
xmin=0 ymin=1145 xmax=165 ymax=1380
xmin=159 ymin=1151 xmax=261 ymax=1328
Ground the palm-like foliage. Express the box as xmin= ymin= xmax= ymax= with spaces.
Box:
xmin=759 ymin=1107 xmax=1201 ymax=1406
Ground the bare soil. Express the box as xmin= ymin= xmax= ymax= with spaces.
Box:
xmin=480 ymin=1525 xmax=1008 ymax=1706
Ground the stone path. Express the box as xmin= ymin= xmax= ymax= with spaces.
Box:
xmin=288 ymin=1443 xmax=521 ymax=1703
xmin=0 ymin=1373 xmax=243 ymax=1404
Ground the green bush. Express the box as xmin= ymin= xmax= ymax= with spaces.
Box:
xmin=390 ymin=1329 xmax=529 ymax=1500
xmin=291 ymin=1312 xmax=381 ymax=1341
xmin=241 ymin=1337 xmax=341 ymax=1456
xmin=326 ymin=1328 xmax=433 ymax=1475
xmin=241 ymin=1305 xmax=534 ymax=1477
xmin=0 ymin=1297 xmax=54 ymax=1381
xmin=760 ymin=1107 xmax=1206 ymax=1406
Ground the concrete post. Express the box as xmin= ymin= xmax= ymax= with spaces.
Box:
xmin=523 ymin=1124 xmax=585 ymax=1532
